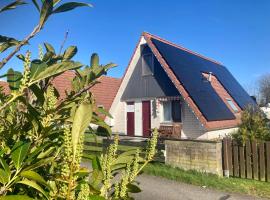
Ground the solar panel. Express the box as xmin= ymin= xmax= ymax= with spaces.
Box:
xmin=151 ymin=38 xmax=255 ymax=121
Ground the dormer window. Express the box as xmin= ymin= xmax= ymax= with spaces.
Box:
xmin=226 ymin=99 xmax=239 ymax=112
xmin=142 ymin=53 xmax=154 ymax=76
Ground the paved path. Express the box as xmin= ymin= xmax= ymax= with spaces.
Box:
xmin=133 ymin=175 xmax=267 ymax=200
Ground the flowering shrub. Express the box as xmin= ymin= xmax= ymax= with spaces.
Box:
xmin=0 ymin=1 xmax=157 ymax=199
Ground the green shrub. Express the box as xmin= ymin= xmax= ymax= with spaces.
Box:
xmin=233 ymin=105 xmax=270 ymax=143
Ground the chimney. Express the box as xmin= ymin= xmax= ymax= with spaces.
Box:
xmin=208 ymin=72 xmax=212 ymax=82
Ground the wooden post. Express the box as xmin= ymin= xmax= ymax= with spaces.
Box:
xmin=227 ymin=138 xmax=233 ymax=176
xmin=258 ymin=141 xmax=265 ymax=181
xmin=233 ymin=140 xmax=239 ymax=177
xmin=222 ymin=138 xmax=229 ymax=177
xmin=246 ymin=140 xmax=252 ymax=179
xmin=251 ymin=140 xmax=259 ymax=180
xmin=239 ymin=145 xmax=246 ymax=178
xmin=266 ymin=142 xmax=270 ymax=182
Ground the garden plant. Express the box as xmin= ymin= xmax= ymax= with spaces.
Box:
xmin=0 ymin=1 xmax=158 ymax=199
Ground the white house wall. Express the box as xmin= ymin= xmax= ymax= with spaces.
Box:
xmin=181 ymin=102 xmax=206 ymax=139
xmin=109 ymin=101 xmax=126 ymax=135
xmin=134 ymin=101 xmax=142 ymax=136
xmin=201 ymin=127 xmax=238 ymax=140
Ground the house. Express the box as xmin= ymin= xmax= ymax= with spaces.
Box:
xmin=0 ymin=72 xmax=121 ymax=120
xmin=105 ymin=32 xmax=256 ymax=140
xmin=261 ymin=103 xmax=270 ymax=120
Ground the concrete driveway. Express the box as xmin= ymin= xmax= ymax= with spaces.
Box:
xmin=133 ymin=175 xmax=267 ymax=200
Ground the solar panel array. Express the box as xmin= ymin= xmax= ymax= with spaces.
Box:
xmin=151 ymin=38 xmax=255 ymax=121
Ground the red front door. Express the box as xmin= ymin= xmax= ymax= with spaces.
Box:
xmin=126 ymin=102 xmax=134 ymax=136
xmin=142 ymin=101 xmax=151 ymax=137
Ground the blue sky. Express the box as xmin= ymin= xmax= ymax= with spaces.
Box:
xmin=0 ymin=0 xmax=270 ymax=92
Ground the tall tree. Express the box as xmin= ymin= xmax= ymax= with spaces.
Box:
xmin=259 ymin=73 xmax=270 ymax=106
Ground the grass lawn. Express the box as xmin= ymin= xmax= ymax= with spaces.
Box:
xmin=143 ymin=162 xmax=270 ymax=199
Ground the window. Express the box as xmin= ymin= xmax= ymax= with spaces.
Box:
xmin=163 ymin=101 xmax=172 ymax=122
xmin=142 ymin=54 xmax=154 ymax=76
xmin=172 ymin=100 xmax=181 ymax=122
xmin=162 ymin=100 xmax=182 ymax=122
xmin=226 ymin=99 xmax=239 ymax=112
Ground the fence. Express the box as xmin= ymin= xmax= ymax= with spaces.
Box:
xmin=222 ymin=138 xmax=270 ymax=182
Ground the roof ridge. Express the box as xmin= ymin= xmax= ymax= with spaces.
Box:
xmin=142 ymin=32 xmax=222 ymax=65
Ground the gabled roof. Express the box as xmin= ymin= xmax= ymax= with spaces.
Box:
xmin=0 ymin=73 xmax=121 ymax=118
xmin=142 ymin=32 xmax=256 ymax=130
xmin=114 ymin=32 xmax=255 ymax=130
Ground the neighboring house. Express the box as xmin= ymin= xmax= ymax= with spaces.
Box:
xmin=0 ymin=72 xmax=121 ymax=120
xmin=106 ymin=32 xmax=255 ymax=140
xmin=261 ymin=103 xmax=270 ymax=120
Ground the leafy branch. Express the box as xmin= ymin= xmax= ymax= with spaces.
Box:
xmin=0 ymin=0 xmax=92 ymax=70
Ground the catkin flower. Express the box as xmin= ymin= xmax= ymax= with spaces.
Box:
xmin=146 ymin=128 xmax=158 ymax=161
xmin=38 ymin=44 xmax=44 ymax=60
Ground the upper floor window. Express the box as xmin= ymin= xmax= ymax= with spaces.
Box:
xmin=226 ymin=99 xmax=239 ymax=112
xmin=142 ymin=54 xmax=154 ymax=76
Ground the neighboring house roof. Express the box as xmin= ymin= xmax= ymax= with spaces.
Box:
xmin=52 ymin=72 xmax=121 ymax=117
xmin=0 ymin=81 xmax=10 ymax=94
xmin=0 ymin=72 xmax=121 ymax=118
xmin=111 ymin=32 xmax=255 ymax=131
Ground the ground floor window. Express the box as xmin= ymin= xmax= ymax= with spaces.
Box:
xmin=162 ymin=100 xmax=181 ymax=122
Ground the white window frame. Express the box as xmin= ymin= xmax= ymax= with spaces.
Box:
xmin=161 ymin=101 xmax=172 ymax=123
xmin=142 ymin=53 xmax=154 ymax=76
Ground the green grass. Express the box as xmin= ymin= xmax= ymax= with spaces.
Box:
xmin=143 ymin=163 xmax=270 ymax=199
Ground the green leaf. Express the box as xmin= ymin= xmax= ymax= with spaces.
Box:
xmin=92 ymin=156 xmax=101 ymax=170
xmin=0 ymin=169 xmax=9 ymax=184
xmin=93 ymin=120 xmax=112 ymax=136
xmin=44 ymin=42 xmax=55 ymax=54
xmin=0 ymin=157 xmax=10 ymax=175
xmin=30 ymin=59 xmax=48 ymax=79
xmin=39 ymin=0 xmax=53 ymax=27
xmin=88 ymin=195 xmax=106 ymax=200
xmin=30 ymin=61 xmax=83 ymax=84
xmin=37 ymin=147 xmax=55 ymax=159
xmin=97 ymin=106 xmax=112 ymax=118
xmin=0 ymin=195 xmax=34 ymax=200
xmin=16 ymin=54 xmax=26 ymax=61
xmin=72 ymin=100 xmax=92 ymax=159
xmin=11 ymin=141 xmax=30 ymax=170
xmin=18 ymin=179 xmax=49 ymax=199
xmin=0 ymin=35 xmax=20 ymax=53
xmin=42 ymin=51 xmax=54 ymax=62
xmin=53 ymin=2 xmax=92 ymax=14
xmin=127 ymin=183 xmax=142 ymax=193
xmin=63 ymin=46 xmax=77 ymax=60
xmin=90 ymin=169 xmax=103 ymax=189
xmin=31 ymin=0 xmax=40 ymax=12
xmin=7 ymin=68 xmax=22 ymax=90
xmin=24 ymin=157 xmax=53 ymax=171
xmin=90 ymin=53 xmax=99 ymax=67
xmin=20 ymin=170 xmax=48 ymax=186
xmin=29 ymin=84 xmax=45 ymax=104
xmin=0 ymin=0 xmax=26 ymax=13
